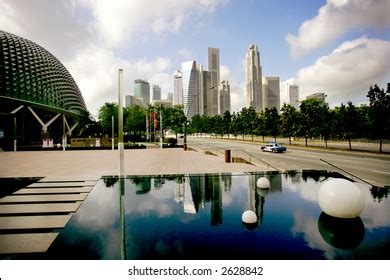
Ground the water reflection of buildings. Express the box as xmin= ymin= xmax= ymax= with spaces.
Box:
xmin=247 ymin=173 xmax=282 ymax=227
xmin=173 ymin=174 xmax=231 ymax=226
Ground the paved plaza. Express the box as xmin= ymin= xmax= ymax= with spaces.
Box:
xmin=0 ymin=148 xmax=268 ymax=181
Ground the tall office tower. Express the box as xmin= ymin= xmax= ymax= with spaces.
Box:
xmin=208 ymin=47 xmax=220 ymax=116
xmin=245 ymin=44 xmax=263 ymax=111
xmin=202 ymin=70 xmax=212 ymax=115
xmin=173 ymin=70 xmax=183 ymax=106
xmin=288 ymin=85 xmax=299 ymax=109
xmin=152 ymin=84 xmax=161 ymax=101
xmin=218 ymin=80 xmax=231 ymax=114
xmin=262 ymin=77 xmax=280 ymax=111
xmin=134 ymin=79 xmax=150 ymax=105
xmin=306 ymin=92 xmax=326 ymax=105
xmin=181 ymin=61 xmax=200 ymax=119
xmin=196 ymin=64 xmax=205 ymax=116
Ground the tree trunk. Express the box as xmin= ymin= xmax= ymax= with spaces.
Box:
xmin=289 ymin=136 xmax=291 ymax=145
xmin=380 ymin=137 xmax=383 ymax=153
xmin=262 ymin=135 xmax=265 ymax=142
xmin=274 ymin=136 xmax=276 ymax=142
xmin=242 ymin=134 xmax=244 ymax=140
xmin=348 ymin=137 xmax=352 ymax=150
xmin=325 ymin=139 xmax=328 ymax=148
xmin=251 ymin=134 xmax=254 ymax=141
xmin=305 ymin=137 xmax=308 ymax=146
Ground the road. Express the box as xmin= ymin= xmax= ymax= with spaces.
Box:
xmin=187 ymin=137 xmax=390 ymax=188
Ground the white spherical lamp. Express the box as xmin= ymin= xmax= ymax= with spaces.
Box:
xmin=256 ymin=177 xmax=270 ymax=189
xmin=241 ymin=210 xmax=257 ymax=224
xmin=318 ymin=178 xmax=364 ymax=219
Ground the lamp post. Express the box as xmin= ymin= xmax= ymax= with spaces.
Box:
xmin=183 ymin=86 xmax=214 ymax=150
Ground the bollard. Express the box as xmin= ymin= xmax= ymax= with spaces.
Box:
xmin=225 ymin=149 xmax=231 ymax=163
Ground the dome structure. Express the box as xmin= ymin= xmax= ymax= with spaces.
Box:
xmin=0 ymin=30 xmax=86 ymax=115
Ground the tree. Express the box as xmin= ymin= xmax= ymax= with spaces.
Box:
xmin=164 ymin=106 xmax=186 ymax=140
xmin=367 ymin=84 xmax=390 ymax=153
xmin=297 ymin=99 xmax=324 ymax=146
xmin=125 ymin=105 xmax=146 ymax=140
xmin=73 ymin=110 xmax=100 ymax=137
xmin=318 ymin=104 xmax=333 ymax=148
xmin=336 ymin=102 xmax=359 ymax=150
xmin=255 ymin=112 xmax=267 ymax=142
xmin=231 ymin=112 xmax=241 ymax=140
xmin=280 ymin=104 xmax=298 ymax=145
xmin=98 ymin=102 xmax=118 ymax=136
xmin=263 ymin=107 xmax=280 ymax=142
xmin=222 ymin=111 xmax=231 ymax=139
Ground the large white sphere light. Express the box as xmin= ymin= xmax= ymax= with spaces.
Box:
xmin=256 ymin=177 xmax=270 ymax=189
xmin=318 ymin=178 xmax=364 ymax=218
xmin=241 ymin=210 xmax=257 ymax=224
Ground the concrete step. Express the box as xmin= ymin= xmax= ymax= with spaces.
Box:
xmin=0 ymin=193 xmax=88 ymax=203
xmin=27 ymin=182 xmax=95 ymax=188
xmin=0 ymin=215 xmax=72 ymax=230
xmin=13 ymin=187 xmax=93 ymax=194
xmin=0 ymin=202 xmax=81 ymax=214
xmin=0 ymin=233 xmax=59 ymax=254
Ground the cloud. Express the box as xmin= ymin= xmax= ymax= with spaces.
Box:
xmin=177 ymin=48 xmax=194 ymax=60
xmin=85 ymin=0 xmax=227 ymax=48
xmin=286 ymin=0 xmax=390 ymax=58
xmin=283 ymin=37 xmax=390 ymax=107
xmin=66 ymin=46 xmax=173 ymax=115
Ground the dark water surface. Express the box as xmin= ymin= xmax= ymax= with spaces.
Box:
xmin=47 ymin=171 xmax=389 ymax=259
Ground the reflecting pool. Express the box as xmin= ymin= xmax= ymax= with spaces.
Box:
xmin=46 ymin=171 xmax=389 ymax=259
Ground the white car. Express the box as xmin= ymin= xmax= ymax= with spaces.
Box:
xmin=261 ymin=143 xmax=287 ymax=153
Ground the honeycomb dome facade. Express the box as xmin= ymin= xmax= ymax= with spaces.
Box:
xmin=0 ymin=30 xmax=86 ymax=115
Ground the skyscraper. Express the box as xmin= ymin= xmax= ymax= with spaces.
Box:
xmin=208 ymin=47 xmax=220 ymax=116
xmin=306 ymin=92 xmax=326 ymax=105
xmin=152 ymin=84 xmax=161 ymax=101
xmin=196 ymin=64 xmax=205 ymax=116
xmin=262 ymin=77 xmax=280 ymax=111
xmin=245 ymin=45 xmax=262 ymax=112
xmin=134 ymin=79 xmax=150 ymax=105
xmin=181 ymin=61 xmax=200 ymax=119
xmin=219 ymin=80 xmax=231 ymax=114
xmin=289 ymin=85 xmax=299 ymax=109
xmin=173 ymin=70 xmax=183 ymax=106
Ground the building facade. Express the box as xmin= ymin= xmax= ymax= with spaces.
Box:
xmin=125 ymin=95 xmax=142 ymax=108
xmin=152 ymin=84 xmax=161 ymax=101
xmin=288 ymin=85 xmax=299 ymax=109
xmin=0 ymin=30 xmax=86 ymax=150
xmin=218 ymin=80 xmax=231 ymax=114
xmin=208 ymin=47 xmax=220 ymax=116
xmin=262 ymin=77 xmax=280 ymax=111
xmin=245 ymin=44 xmax=263 ymax=112
xmin=306 ymin=92 xmax=326 ymax=105
xmin=173 ymin=70 xmax=183 ymax=106
xmin=134 ymin=79 xmax=150 ymax=105
xmin=181 ymin=61 xmax=200 ymax=119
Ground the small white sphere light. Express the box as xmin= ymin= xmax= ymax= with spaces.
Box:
xmin=242 ymin=210 xmax=257 ymax=224
xmin=318 ymin=178 xmax=364 ymax=219
xmin=256 ymin=177 xmax=270 ymax=189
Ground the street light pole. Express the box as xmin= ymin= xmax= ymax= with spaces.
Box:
xmin=183 ymin=86 xmax=214 ymax=150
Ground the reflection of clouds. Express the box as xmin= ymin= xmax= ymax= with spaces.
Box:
xmin=357 ymin=183 xmax=390 ymax=228
xmin=291 ymin=209 xmax=336 ymax=259
xmin=290 ymin=209 xmax=354 ymax=259
xmin=75 ymin=181 xmax=119 ymax=228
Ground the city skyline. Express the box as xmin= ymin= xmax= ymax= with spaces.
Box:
xmin=1 ymin=0 xmax=389 ymax=116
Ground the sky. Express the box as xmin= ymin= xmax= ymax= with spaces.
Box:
xmin=1 ymin=0 xmax=389 ymax=116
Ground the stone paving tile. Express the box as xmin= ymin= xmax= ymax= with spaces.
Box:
xmin=0 ymin=233 xmax=59 ymax=254
xmin=0 ymin=215 xmax=71 ymax=230
xmin=0 ymin=202 xmax=81 ymax=214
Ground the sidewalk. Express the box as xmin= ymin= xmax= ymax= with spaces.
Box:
xmin=0 ymin=148 xmax=267 ymax=181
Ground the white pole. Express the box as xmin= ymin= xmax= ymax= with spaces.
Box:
xmin=118 ymin=69 xmax=124 ymax=177
xmin=112 ymin=115 xmax=114 ymax=150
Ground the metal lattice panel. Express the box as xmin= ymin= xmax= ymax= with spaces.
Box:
xmin=0 ymin=30 xmax=86 ymax=115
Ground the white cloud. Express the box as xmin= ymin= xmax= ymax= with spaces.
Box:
xmin=177 ymin=48 xmax=194 ymax=60
xmin=86 ymin=0 xmax=227 ymax=48
xmin=66 ymin=46 xmax=174 ymax=115
xmin=286 ymin=0 xmax=390 ymax=58
xmin=285 ymin=37 xmax=390 ymax=107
